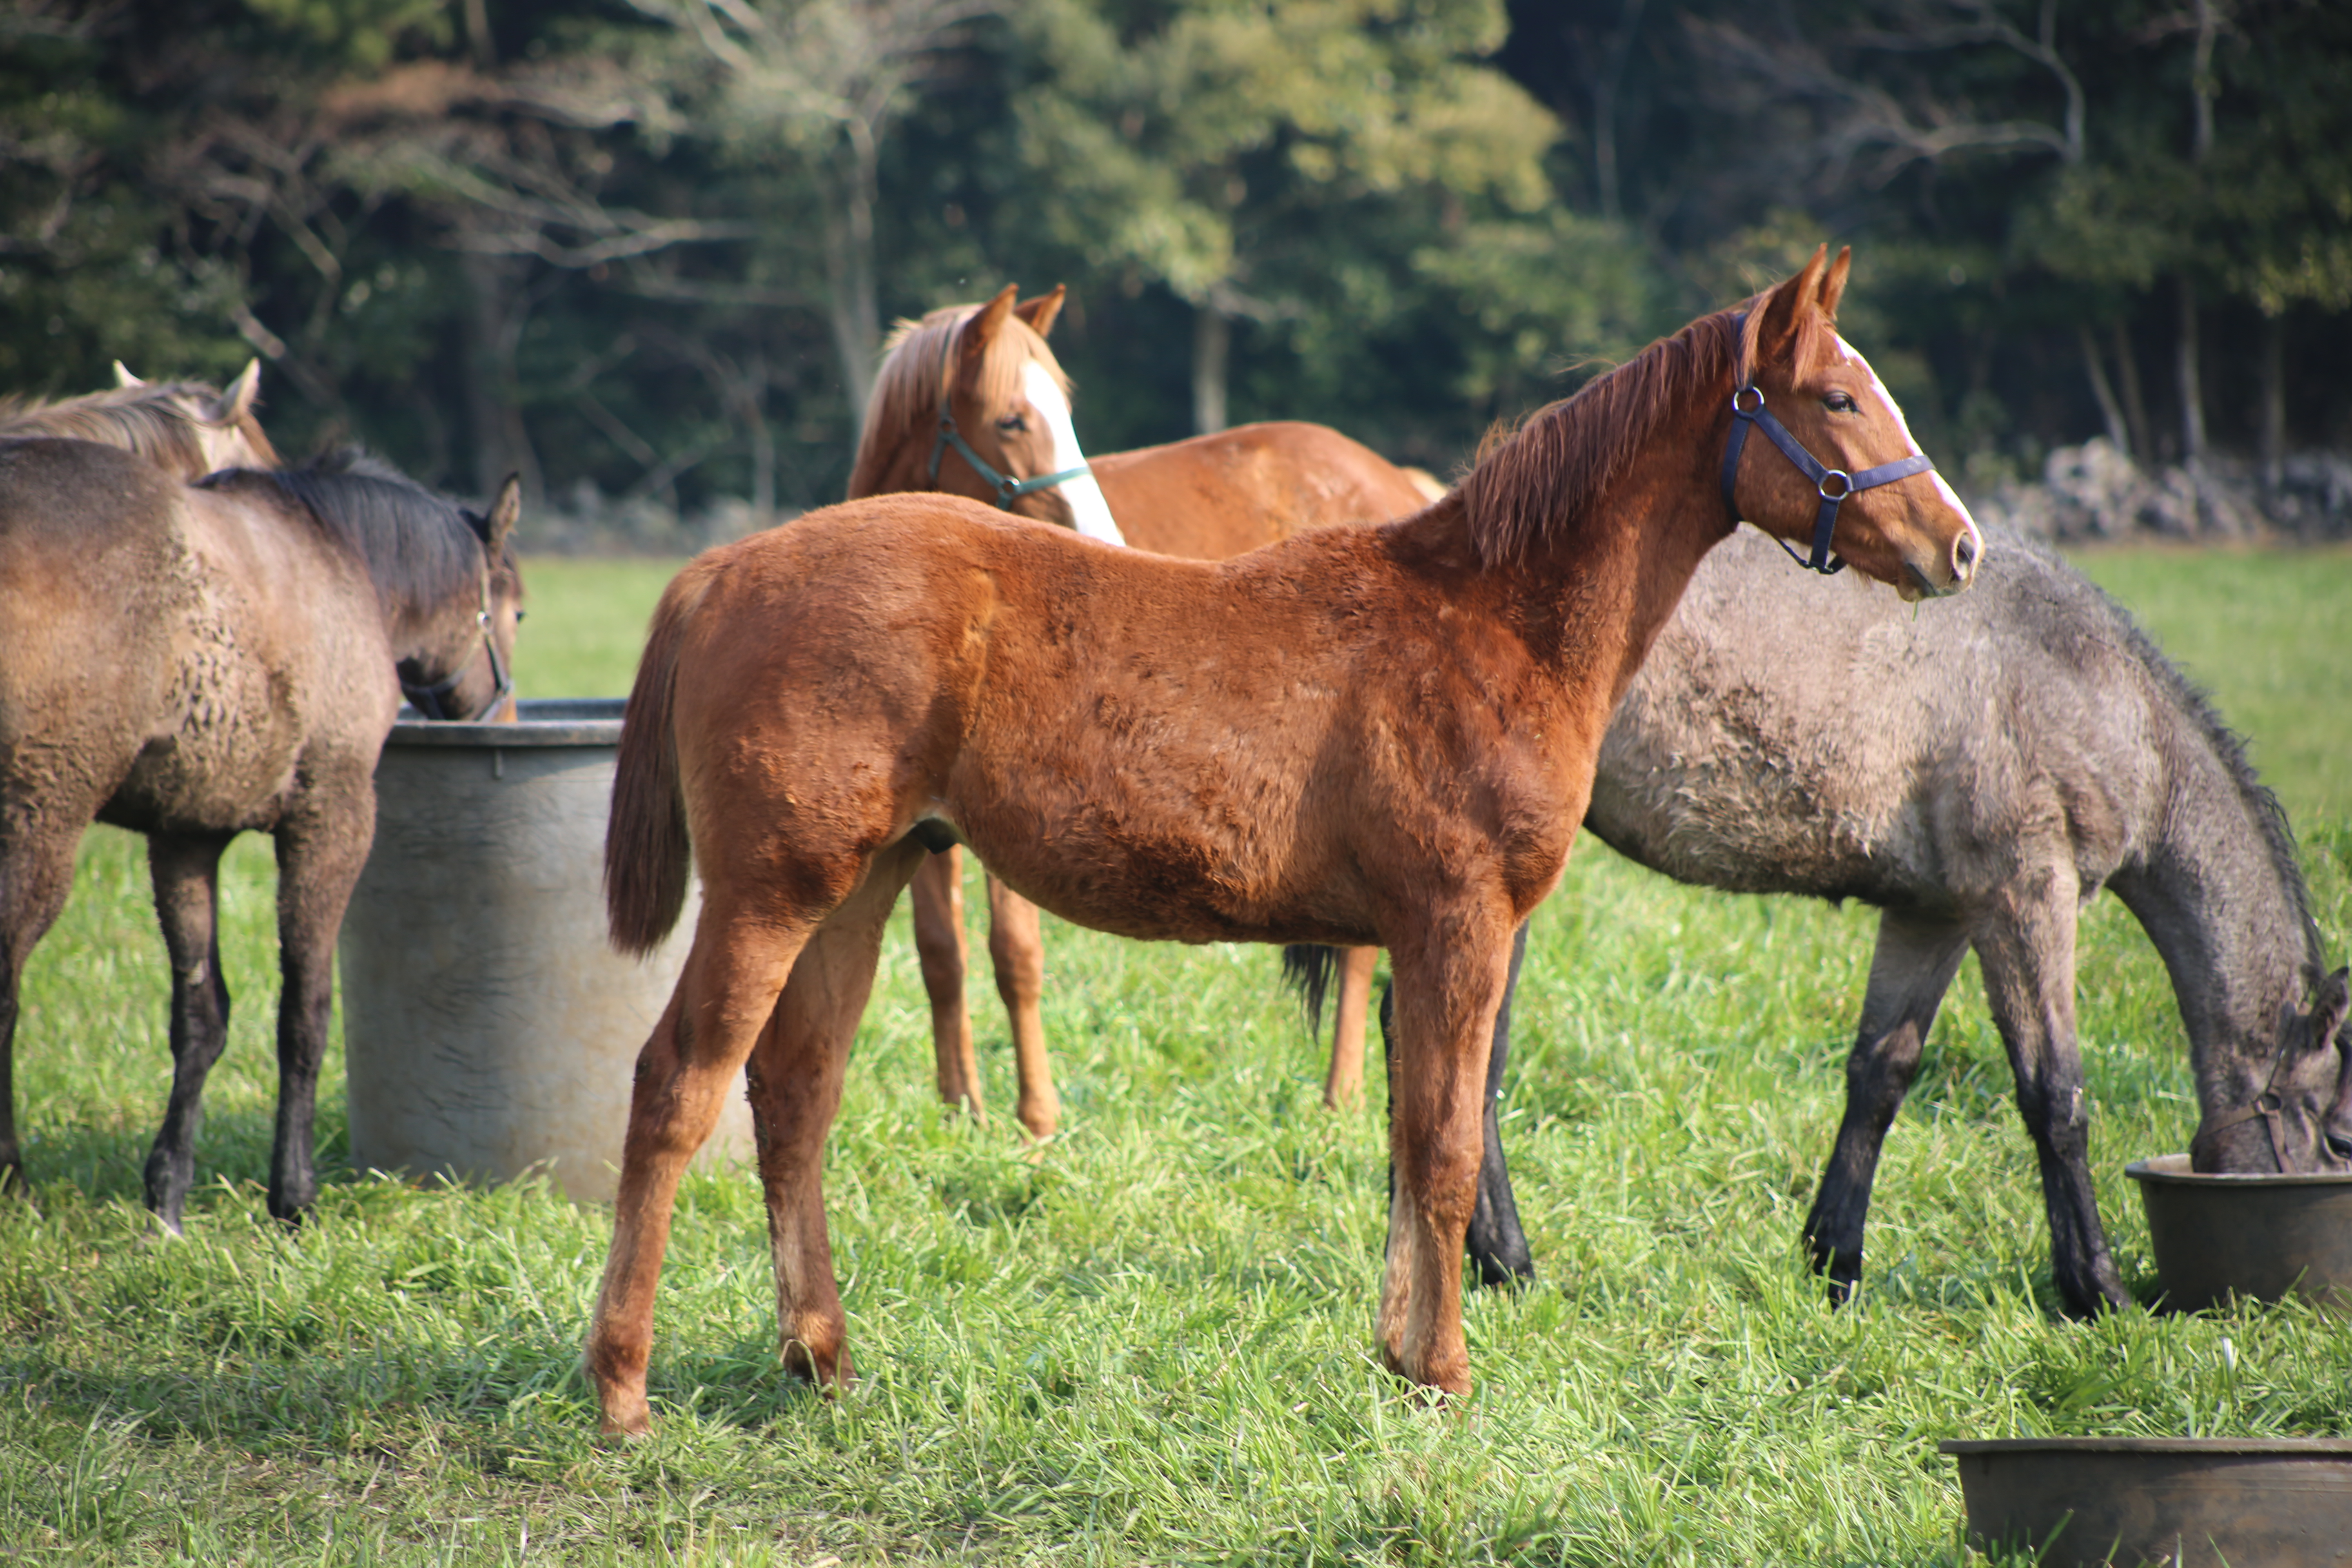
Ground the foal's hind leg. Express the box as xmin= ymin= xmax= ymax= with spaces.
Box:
xmin=746 ymin=842 xmax=924 ymax=1390
xmin=985 ymin=876 xmax=1057 ymax=1140
xmin=0 ymin=815 xmax=89 ymax=1200
xmin=266 ymin=786 xmax=378 ymax=1227
xmin=911 ymin=847 xmax=984 ymax=1125
xmin=1802 ymin=908 xmax=1970 ymax=1305
xmin=1321 ymin=946 xmax=1379 ymax=1109
xmin=142 ymin=832 xmax=236 ymax=1232
xmin=1970 ymin=884 xmax=2127 ymax=1316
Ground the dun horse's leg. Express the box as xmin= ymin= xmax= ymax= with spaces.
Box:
xmin=910 ymin=847 xmax=984 ymax=1125
xmin=1970 ymin=886 xmax=2127 ymax=1316
xmin=0 ymin=820 xmax=88 ymax=1200
xmin=985 ymin=876 xmax=1057 ymax=1140
xmin=267 ymin=795 xmax=376 ymax=1227
xmin=588 ymin=901 xmax=815 ymax=1438
xmin=745 ymin=843 xmax=922 ymax=1390
xmin=1376 ymin=916 xmax=1513 ymax=1396
xmin=1802 ymin=909 xmax=1970 ymax=1305
xmin=1321 ymin=946 xmax=1379 ymax=1108
xmin=143 ymin=832 xmax=235 ymax=1232
xmin=1380 ymin=920 xmax=1535 ymax=1290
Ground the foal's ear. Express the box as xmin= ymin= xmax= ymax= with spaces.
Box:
xmin=113 ymin=361 xmax=145 ymax=388
xmin=482 ymin=473 xmax=521 ymax=555
xmin=2319 ymin=967 xmax=2352 ymax=1051
xmin=1015 ymin=285 xmax=1067 ymax=339
xmin=1753 ymin=244 xmax=1830 ymax=368
xmin=955 ymin=285 xmax=1021 ymax=387
xmin=1819 ymin=247 xmax=1853 ymax=321
xmin=219 ymin=360 xmax=263 ymax=422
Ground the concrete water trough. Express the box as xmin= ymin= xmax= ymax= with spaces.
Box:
xmin=1941 ymin=1437 xmax=2352 ymax=1567
xmin=2127 ymin=1154 xmax=2352 ymax=1313
xmin=338 ymin=698 xmax=752 ymax=1203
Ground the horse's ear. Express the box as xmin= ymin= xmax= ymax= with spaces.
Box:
xmin=113 ymin=361 xmax=145 ymax=388
xmin=483 ymin=473 xmax=521 ymax=555
xmin=1819 ymin=247 xmax=1852 ymax=322
xmin=220 ymin=360 xmax=263 ymax=422
xmin=955 ymin=284 xmax=1021 ymax=388
xmin=2319 ymin=967 xmax=2351 ymax=1052
xmin=1753 ymin=244 xmax=1830 ymax=369
xmin=1015 ymin=285 xmax=1067 ymax=340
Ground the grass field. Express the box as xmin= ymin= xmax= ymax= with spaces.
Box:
xmin=2 ymin=544 xmax=2349 ymax=1564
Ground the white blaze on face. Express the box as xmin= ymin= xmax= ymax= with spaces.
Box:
xmin=1835 ymin=332 xmax=1982 ymax=557
xmin=1020 ymin=359 xmax=1126 ymax=547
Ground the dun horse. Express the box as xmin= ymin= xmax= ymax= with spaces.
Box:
xmin=0 ymin=360 xmax=280 ymax=478
xmin=1349 ymin=523 xmax=2352 ymax=1316
xmin=848 ymin=285 xmax=1420 ymax=1136
xmin=0 ymin=437 xmax=523 ymax=1229
xmin=589 ymin=247 xmax=1980 ymax=1433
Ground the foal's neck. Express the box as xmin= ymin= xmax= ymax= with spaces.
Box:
xmin=2108 ymin=709 xmax=2322 ymax=1082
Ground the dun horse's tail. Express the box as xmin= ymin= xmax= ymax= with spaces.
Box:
xmin=1281 ymin=944 xmax=1345 ymax=1037
xmin=605 ymin=569 xmax=705 ymax=957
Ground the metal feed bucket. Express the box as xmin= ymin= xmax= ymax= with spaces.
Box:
xmin=2127 ymin=1154 xmax=2352 ymax=1313
xmin=338 ymin=698 xmax=752 ymax=1203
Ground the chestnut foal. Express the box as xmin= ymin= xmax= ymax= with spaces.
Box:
xmin=589 ymin=247 xmax=1980 ymax=1434
xmin=848 ymin=284 xmax=1421 ymax=1135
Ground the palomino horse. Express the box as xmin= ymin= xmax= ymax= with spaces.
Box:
xmin=0 ymin=440 xmax=523 ymax=1229
xmin=0 ymin=360 xmax=280 ymax=478
xmin=1354 ymin=522 xmax=2352 ymax=1316
xmin=587 ymin=247 xmax=1981 ymax=1432
xmin=847 ymin=285 xmax=1418 ymax=1136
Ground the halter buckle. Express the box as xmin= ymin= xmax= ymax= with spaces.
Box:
xmin=1817 ymin=470 xmax=1853 ymax=502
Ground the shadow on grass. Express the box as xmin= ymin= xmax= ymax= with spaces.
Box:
xmin=14 ymin=1103 xmax=355 ymax=1211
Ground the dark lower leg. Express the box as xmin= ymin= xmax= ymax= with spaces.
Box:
xmin=1467 ymin=922 xmax=1533 ymax=1286
xmin=143 ymin=834 xmax=232 ymax=1232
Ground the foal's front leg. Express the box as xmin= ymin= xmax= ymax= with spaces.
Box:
xmin=1378 ymin=916 xmax=1514 ymax=1396
xmin=985 ymin=876 xmax=1057 ymax=1140
xmin=143 ymin=832 xmax=235 ymax=1232
xmin=267 ymin=786 xmax=378 ymax=1227
xmin=910 ymin=847 xmax=984 ymax=1124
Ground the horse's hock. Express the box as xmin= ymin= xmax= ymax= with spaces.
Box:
xmin=338 ymin=698 xmax=753 ymax=1203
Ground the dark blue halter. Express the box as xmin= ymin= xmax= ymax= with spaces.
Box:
xmin=927 ymin=327 xmax=1092 ymax=507
xmin=1720 ymin=315 xmax=1937 ymax=575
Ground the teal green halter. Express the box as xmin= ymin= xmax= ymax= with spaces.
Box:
xmin=926 ymin=329 xmax=1092 ymax=506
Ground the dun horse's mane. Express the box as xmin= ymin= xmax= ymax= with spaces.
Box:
xmin=1457 ymin=298 xmax=1839 ymax=566
xmin=850 ymin=303 xmax=1072 ymax=490
xmin=0 ymin=382 xmax=266 ymax=480
xmin=206 ymin=447 xmax=508 ymax=614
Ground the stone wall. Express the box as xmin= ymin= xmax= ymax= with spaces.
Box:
xmin=1967 ymin=438 xmax=2352 ymax=543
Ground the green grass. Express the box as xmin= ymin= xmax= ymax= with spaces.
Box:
xmin=3 ymin=547 xmax=2350 ymax=1564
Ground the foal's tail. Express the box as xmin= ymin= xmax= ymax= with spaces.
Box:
xmin=605 ymin=568 xmax=704 ymax=958
xmin=1281 ymin=944 xmax=1345 ymax=1037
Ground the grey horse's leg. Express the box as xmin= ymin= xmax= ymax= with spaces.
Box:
xmin=1970 ymin=880 xmax=2128 ymax=1316
xmin=1383 ymin=920 xmax=1535 ymax=1287
xmin=1803 ymin=907 xmax=1971 ymax=1305
xmin=0 ymin=815 xmax=88 ymax=1200
xmin=143 ymin=832 xmax=235 ymax=1231
xmin=268 ymin=788 xmax=376 ymax=1226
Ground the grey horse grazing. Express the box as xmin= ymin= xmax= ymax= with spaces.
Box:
xmin=1335 ymin=523 xmax=2352 ymax=1316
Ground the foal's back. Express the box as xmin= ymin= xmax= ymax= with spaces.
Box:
xmin=1587 ymin=526 xmax=2170 ymax=906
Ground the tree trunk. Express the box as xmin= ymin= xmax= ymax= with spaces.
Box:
xmin=2111 ymin=320 xmax=2153 ymax=468
xmin=823 ymin=127 xmax=882 ymax=436
xmin=2260 ymin=312 xmax=2285 ymax=493
xmin=2175 ymin=275 xmax=2206 ymax=465
xmin=461 ymin=251 xmax=543 ymax=505
xmin=2078 ymin=325 xmax=2131 ymax=458
xmin=1192 ymin=302 xmax=1229 ymax=435
xmin=1591 ymin=0 xmax=1649 ymax=222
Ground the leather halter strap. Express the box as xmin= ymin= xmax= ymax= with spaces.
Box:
xmin=1720 ymin=315 xmax=1938 ymax=575
xmin=927 ymin=327 xmax=1092 ymax=507
xmin=2190 ymin=1045 xmax=2300 ymax=1174
xmin=400 ymin=551 xmax=512 ymax=722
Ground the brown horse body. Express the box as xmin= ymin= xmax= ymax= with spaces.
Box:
xmin=588 ymin=250 xmax=1980 ymax=1433
xmin=0 ymin=425 xmax=522 ymax=1228
xmin=849 ymin=290 xmax=1425 ymax=1135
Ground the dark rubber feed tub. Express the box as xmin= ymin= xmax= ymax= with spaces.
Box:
xmin=338 ymin=698 xmax=752 ymax=1203
xmin=1942 ymin=1438 xmax=2352 ymax=1567
xmin=2127 ymin=1154 xmax=2352 ymax=1313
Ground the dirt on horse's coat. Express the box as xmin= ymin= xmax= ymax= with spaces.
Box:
xmin=586 ymin=247 xmax=1982 ymax=1434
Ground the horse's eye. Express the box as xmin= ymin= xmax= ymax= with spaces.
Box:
xmin=995 ymin=412 xmax=1028 ymax=434
xmin=514 ymin=609 xmax=527 ymax=624
xmin=1824 ymin=392 xmax=1859 ymax=414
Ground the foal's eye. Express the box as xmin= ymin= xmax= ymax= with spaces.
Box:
xmin=995 ymin=412 xmax=1029 ymax=434
xmin=1824 ymin=392 xmax=1860 ymax=414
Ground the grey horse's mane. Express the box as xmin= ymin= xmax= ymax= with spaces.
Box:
xmin=0 ymin=382 xmax=263 ymax=480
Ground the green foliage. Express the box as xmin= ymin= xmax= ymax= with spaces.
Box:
xmin=2 ymin=549 xmax=2349 ymax=1561
xmin=240 ymin=0 xmax=456 ymax=69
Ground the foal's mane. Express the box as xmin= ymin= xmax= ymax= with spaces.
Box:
xmin=1457 ymin=296 xmax=1839 ymax=566
xmin=0 ymin=381 xmax=276 ymax=480
xmin=205 ymin=447 xmax=508 ymax=614
xmin=849 ymin=302 xmax=1072 ymax=492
